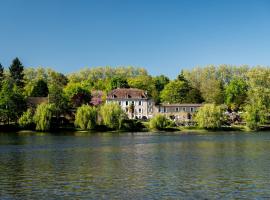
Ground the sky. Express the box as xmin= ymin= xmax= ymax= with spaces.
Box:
xmin=1 ymin=0 xmax=270 ymax=78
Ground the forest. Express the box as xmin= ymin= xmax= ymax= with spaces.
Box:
xmin=0 ymin=57 xmax=269 ymax=132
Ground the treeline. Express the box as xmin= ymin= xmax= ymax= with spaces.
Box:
xmin=0 ymin=57 xmax=269 ymax=131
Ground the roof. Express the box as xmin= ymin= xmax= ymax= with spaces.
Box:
xmin=159 ymin=103 xmax=202 ymax=107
xmin=107 ymin=88 xmax=148 ymax=100
xmin=26 ymin=97 xmax=48 ymax=107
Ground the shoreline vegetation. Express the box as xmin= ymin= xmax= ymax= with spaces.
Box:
xmin=1 ymin=57 xmax=270 ymax=133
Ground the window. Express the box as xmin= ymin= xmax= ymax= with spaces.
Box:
xmin=191 ymin=107 xmax=194 ymax=112
xmin=139 ymin=101 xmax=142 ymax=106
xmin=119 ymin=101 xmax=121 ymax=106
xmin=139 ymin=108 xmax=142 ymax=113
xmin=176 ymin=107 xmax=179 ymax=112
xmin=126 ymin=101 xmax=128 ymax=106
xmin=164 ymin=108 xmax=167 ymax=113
xmin=183 ymin=107 xmax=186 ymax=112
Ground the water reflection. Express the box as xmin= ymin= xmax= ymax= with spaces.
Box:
xmin=0 ymin=132 xmax=270 ymax=199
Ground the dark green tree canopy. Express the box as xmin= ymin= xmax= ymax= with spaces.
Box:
xmin=9 ymin=57 xmax=24 ymax=87
xmin=31 ymin=79 xmax=49 ymax=97
xmin=0 ymin=63 xmax=4 ymax=87
xmin=110 ymin=76 xmax=129 ymax=90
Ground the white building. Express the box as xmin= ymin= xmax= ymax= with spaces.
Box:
xmin=106 ymin=88 xmax=154 ymax=119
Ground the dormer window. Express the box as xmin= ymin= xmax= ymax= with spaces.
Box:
xmin=113 ymin=94 xmax=117 ymax=98
xmin=128 ymin=95 xmax=131 ymax=98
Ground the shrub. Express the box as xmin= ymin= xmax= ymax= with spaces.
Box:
xmin=34 ymin=103 xmax=56 ymax=131
xmin=244 ymin=103 xmax=267 ymax=131
xmin=18 ymin=109 xmax=34 ymax=129
xmin=195 ymin=104 xmax=224 ymax=129
xmin=99 ymin=103 xmax=127 ymax=130
xmin=74 ymin=105 xmax=97 ymax=130
xmin=149 ymin=114 xmax=170 ymax=130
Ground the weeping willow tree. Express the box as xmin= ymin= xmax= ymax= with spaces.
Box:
xmin=194 ymin=104 xmax=224 ymax=129
xmin=149 ymin=114 xmax=170 ymax=130
xmin=100 ymin=103 xmax=127 ymax=130
xmin=18 ymin=109 xmax=34 ymax=128
xmin=74 ymin=105 xmax=97 ymax=130
xmin=34 ymin=103 xmax=56 ymax=131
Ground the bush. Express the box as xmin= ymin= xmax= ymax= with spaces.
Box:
xmin=18 ymin=109 xmax=34 ymax=129
xmin=195 ymin=104 xmax=224 ymax=129
xmin=34 ymin=103 xmax=56 ymax=131
xmin=74 ymin=105 xmax=97 ymax=130
xmin=99 ymin=103 xmax=127 ymax=130
xmin=149 ymin=114 xmax=170 ymax=130
xmin=244 ymin=103 xmax=267 ymax=131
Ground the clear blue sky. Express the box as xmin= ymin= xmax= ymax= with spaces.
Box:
xmin=1 ymin=0 xmax=270 ymax=78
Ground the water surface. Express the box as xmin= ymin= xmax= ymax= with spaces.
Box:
xmin=0 ymin=132 xmax=270 ymax=199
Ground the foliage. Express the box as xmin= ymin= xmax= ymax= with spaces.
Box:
xmin=0 ymin=78 xmax=26 ymax=124
xmin=109 ymin=76 xmax=129 ymax=90
xmin=9 ymin=57 xmax=24 ymax=87
xmin=149 ymin=114 xmax=171 ymax=130
xmin=64 ymin=82 xmax=91 ymax=107
xmin=99 ymin=103 xmax=127 ymax=130
xmin=195 ymin=104 xmax=224 ymax=129
xmin=160 ymin=80 xmax=189 ymax=103
xmin=31 ymin=79 xmax=49 ymax=97
xmin=225 ymin=78 xmax=248 ymax=110
xmin=74 ymin=105 xmax=97 ymax=130
xmin=243 ymin=102 xmax=267 ymax=131
xmin=0 ymin=63 xmax=4 ymax=88
xmin=33 ymin=103 xmax=56 ymax=131
xmin=18 ymin=109 xmax=34 ymax=129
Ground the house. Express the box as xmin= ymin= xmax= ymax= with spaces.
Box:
xmin=155 ymin=103 xmax=202 ymax=121
xmin=106 ymin=88 xmax=154 ymax=119
xmin=26 ymin=97 xmax=49 ymax=108
xmin=90 ymin=90 xmax=104 ymax=106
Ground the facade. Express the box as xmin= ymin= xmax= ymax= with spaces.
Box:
xmin=106 ymin=88 xmax=154 ymax=119
xmin=106 ymin=88 xmax=202 ymax=120
xmin=155 ymin=103 xmax=202 ymax=121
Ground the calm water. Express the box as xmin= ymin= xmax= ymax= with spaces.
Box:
xmin=0 ymin=132 xmax=270 ymax=199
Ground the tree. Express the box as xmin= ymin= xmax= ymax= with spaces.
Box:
xmin=0 ymin=78 xmax=26 ymax=124
xmin=243 ymin=102 xmax=267 ymax=131
xmin=200 ymin=79 xmax=224 ymax=104
xmin=109 ymin=76 xmax=129 ymax=90
xmin=153 ymin=75 xmax=170 ymax=92
xmin=9 ymin=57 xmax=24 ymax=87
xmin=225 ymin=78 xmax=248 ymax=110
xmin=0 ymin=63 xmax=4 ymax=88
xmin=149 ymin=114 xmax=170 ymax=130
xmin=99 ymin=103 xmax=127 ymax=130
xmin=74 ymin=105 xmax=97 ymax=130
xmin=18 ymin=109 xmax=34 ymax=129
xmin=48 ymin=84 xmax=68 ymax=122
xmin=160 ymin=80 xmax=189 ymax=103
xmin=195 ymin=104 xmax=224 ymax=129
xmin=30 ymin=79 xmax=49 ymax=97
xmin=34 ymin=103 xmax=56 ymax=131
xmin=64 ymin=82 xmax=91 ymax=108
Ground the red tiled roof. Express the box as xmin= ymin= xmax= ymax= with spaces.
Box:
xmin=107 ymin=88 xmax=148 ymax=99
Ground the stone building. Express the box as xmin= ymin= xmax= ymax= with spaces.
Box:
xmin=106 ymin=88 xmax=154 ymax=119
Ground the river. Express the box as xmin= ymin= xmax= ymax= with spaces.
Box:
xmin=0 ymin=132 xmax=270 ymax=199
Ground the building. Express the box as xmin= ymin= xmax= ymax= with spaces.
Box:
xmin=26 ymin=97 xmax=49 ymax=108
xmin=155 ymin=103 xmax=202 ymax=121
xmin=106 ymin=88 xmax=154 ymax=119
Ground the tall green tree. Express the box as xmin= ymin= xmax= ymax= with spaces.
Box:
xmin=195 ymin=104 xmax=224 ymax=129
xmin=74 ymin=105 xmax=97 ymax=130
xmin=225 ymin=78 xmax=248 ymax=110
xmin=109 ymin=76 xmax=129 ymax=90
xmin=0 ymin=63 xmax=4 ymax=88
xmin=9 ymin=57 xmax=24 ymax=87
xmin=34 ymin=103 xmax=56 ymax=131
xmin=31 ymin=79 xmax=49 ymax=97
xmin=100 ymin=103 xmax=127 ymax=130
xmin=0 ymin=78 xmax=26 ymax=124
